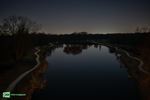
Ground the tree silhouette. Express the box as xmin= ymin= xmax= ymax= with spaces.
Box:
xmin=0 ymin=25 xmax=2 ymax=35
xmin=0 ymin=16 xmax=40 ymax=35
xmin=135 ymin=27 xmax=140 ymax=33
xmin=135 ymin=26 xmax=150 ymax=33
xmin=0 ymin=16 xmax=41 ymax=61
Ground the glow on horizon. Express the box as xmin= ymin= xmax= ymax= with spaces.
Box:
xmin=0 ymin=0 xmax=150 ymax=34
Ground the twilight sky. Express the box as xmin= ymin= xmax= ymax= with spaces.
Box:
xmin=0 ymin=0 xmax=150 ymax=34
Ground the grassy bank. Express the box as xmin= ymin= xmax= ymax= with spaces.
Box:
xmin=10 ymin=45 xmax=55 ymax=100
xmin=0 ymin=48 xmax=37 ymax=99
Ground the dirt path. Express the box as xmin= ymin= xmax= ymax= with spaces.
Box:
xmin=5 ymin=47 xmax=41 ymax=92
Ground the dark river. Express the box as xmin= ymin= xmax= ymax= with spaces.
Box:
xmin=32 ymin=44 xmax=140 ymax=99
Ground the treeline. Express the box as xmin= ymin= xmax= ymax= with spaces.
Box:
xmin=0 ymin=32 xmax=150 ymax=68
xmin=1 ymin=32 xmax=150 ymax=46
xmin=22 ymin=32 xmax=150 ymax=46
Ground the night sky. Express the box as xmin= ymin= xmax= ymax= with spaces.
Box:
xmin=0 ymin=0 xmax=150 ymax=34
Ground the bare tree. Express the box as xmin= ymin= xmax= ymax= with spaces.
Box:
xmin=141 ymin=27 xmax=148 ymax=33
xmin=0 ymin=25 xmax=2 ymax=34
xmin=0 ymin=16 xmax=41 ymax=61
xmin=0 ymin=16 xmax=40 ymax=35
xmin=136 ymin=26 xmax=140 ymax=33
xmin=135 ymin=26 xmax=150 ymax=33
xmin=147 ymin=27 xmax=150 ymax=33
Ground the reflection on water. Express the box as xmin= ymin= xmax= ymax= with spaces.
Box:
xmin=32 ymin=44 xmax=140 ymax=99
xmin=12 ymin=43 xmax=150 ymax=100
xmin=63 ymin=44 xmax=88 ymax=55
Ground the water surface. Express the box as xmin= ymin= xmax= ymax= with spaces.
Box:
xmin=32 ymin=45 xmax=139 ymax=99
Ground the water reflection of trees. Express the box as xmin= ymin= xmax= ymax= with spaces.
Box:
xmin=63 ymin=44 xmax=89 ymax=55
xmin=108 ymin=47 xmax=116 ymax=54
xmin=94 ymin=44 xmax=98 ymax=48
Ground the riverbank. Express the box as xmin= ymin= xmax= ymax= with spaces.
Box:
xmin=1 ymin=42 xmax=149 ymax=100
xmin=93 ymin=42 xmax=150 ymax=78
xmin=7 ymin=44 xmax=55 ymax=100
xmin=0 ymin=48 xmax=37 ymax=99
xmin=5 ymin=48 xmax=41 ymax=92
